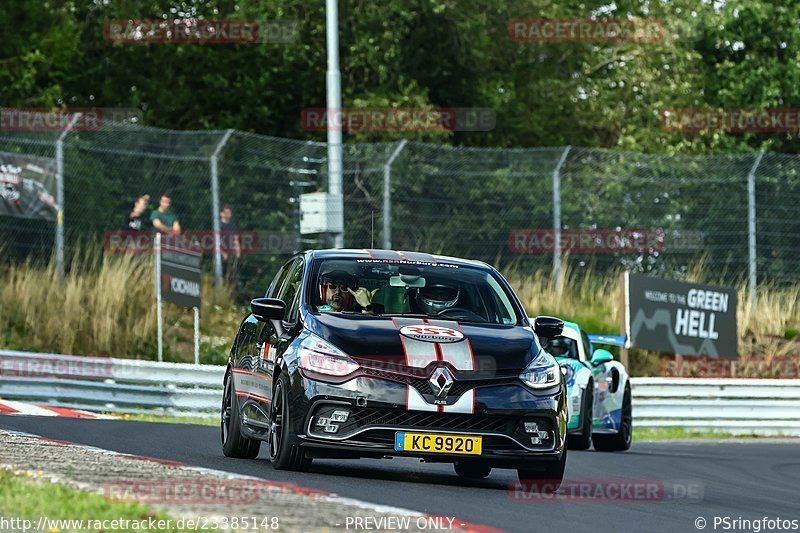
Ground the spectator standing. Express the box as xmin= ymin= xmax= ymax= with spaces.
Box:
xmin=219 ymin=204 xmax=241 ymax=280
xmin=123 ymin=194 xmax=149 ymax=231
xmin=150 ymin=192 xmax=181 ymax=235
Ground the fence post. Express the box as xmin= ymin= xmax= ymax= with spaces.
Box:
xmin=552 ymin=146 xmax=571 ymax=288
xmin=210 ymin=129 xmax=234 ymax=288
xmin=382 ymin=140 xmax=408 ymax=250
xmin=54 ymin=112 xmax=82 ymax=279
xmin=747 ymin=151 xmax=764 ymax=314
xmin=326 ymin=0 xmax=344 ymax=248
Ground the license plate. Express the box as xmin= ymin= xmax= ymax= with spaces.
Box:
xmin=394 ymin=432 xmax=482 ymax=455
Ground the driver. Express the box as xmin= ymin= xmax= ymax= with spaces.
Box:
xmin=416 ymin=282 xmax=459 ymax=315
xmin=547 ymin=337 xmax=573 ymax=358
xmin=318 ymin=270 xmax=378 ymax=314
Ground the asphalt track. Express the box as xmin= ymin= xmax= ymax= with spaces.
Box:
xmin=1 ymin=416 xmax=798 ymax=533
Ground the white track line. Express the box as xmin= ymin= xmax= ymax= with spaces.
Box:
xmin=0 ymin=400 xmax=59 ymax=417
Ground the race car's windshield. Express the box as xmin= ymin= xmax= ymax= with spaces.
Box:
xmin=310 ymin=258 xmax=520 ymax=325
xmin=545 ymin=336 xmax=580 ymax=360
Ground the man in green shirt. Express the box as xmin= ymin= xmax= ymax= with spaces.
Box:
xmin=150 ymin=192 xmax=181 ymax=234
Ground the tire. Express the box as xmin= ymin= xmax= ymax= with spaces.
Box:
xmin=592 ymin=382 xmax=632 ymax=452
xmin=517 ymin=447 xmax=567 ymax=493
xmin=269 ymin=372 xmax=312 ymax=471
xmin=453 ymin=460 xmax=492 ymax=479
xmin=221 ymin=370 xmax=261 ymax=459
xmin=567 ymin=383 xmax=593 ymax=451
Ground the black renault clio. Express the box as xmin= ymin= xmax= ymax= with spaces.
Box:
xmin=222 ymin=249 xmax=568 ymax=486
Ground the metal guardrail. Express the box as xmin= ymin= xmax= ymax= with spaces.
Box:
xmin=631 ymin=377 xmax=800 ymax=436
xmin=2 ymin=350 xmax=799 ymax=434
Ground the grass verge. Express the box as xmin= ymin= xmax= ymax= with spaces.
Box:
xmin=0 ymin=469 xmax=215 ymax=533
xmin=632 ymin=427 xmax=789 ymax=441
xmin=115 ymin=413 xmax=218 ymax=427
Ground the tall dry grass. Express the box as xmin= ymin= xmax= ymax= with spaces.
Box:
xmin=0 ymin=251 xmax=243 ymax=360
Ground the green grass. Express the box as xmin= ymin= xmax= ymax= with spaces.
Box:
xmin=633 ymin=427 xmax=783 ymax=440
xmin=0 ymin=470 xmax=216 ymax=533
xmin=114 ymin=413 xmax=218 ymax=427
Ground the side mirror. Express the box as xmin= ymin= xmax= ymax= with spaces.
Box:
xmin=591 ymin=348 xmax=613 ymax=365
xmin=251 ymin=298 xmax=286 ymax=322
xmin=533 ymin=316 xmax=564 ymax=340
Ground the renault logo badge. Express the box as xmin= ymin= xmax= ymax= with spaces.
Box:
xmin=429 ymin=367 xmax=454 ymax=398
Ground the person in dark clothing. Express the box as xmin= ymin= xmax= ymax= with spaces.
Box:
xmin=219 ymin=204 xmax=241 ymax=280
xmin=123 ymin=194 xmax=149 ymax=231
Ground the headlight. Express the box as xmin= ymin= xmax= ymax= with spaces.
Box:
xmin=561 ymin=364 xmax=575 ymax=383
xmin=519 ymin=350 xmax=560 ymax=389
xmin=299 ymin=333 xmax=359 ymax=377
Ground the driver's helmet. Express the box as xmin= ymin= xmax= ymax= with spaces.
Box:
xmin=547 ymin=337 xmax=571 ymax=357
xmin=319 ymin=270 xmax=357 ymax=309
xmin=416 ymin=282 xmax=459 ymax=315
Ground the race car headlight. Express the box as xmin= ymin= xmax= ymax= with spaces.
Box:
xmin=299 ymin=334 xmax=359 ymax=377
xmin=519 ymin=351 xmax=560 ymax=389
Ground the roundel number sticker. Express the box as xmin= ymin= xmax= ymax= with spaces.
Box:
xmin=400 ymin=325 xmax=464 ymax=343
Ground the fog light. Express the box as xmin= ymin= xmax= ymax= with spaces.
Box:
xmin=323 ymin=424 xmax=339 ymax=433
xmin=330 ymin=410 xmax=350 ymax=423
xmin=316 ymin=417 xmax=329 ymax=427
xmin=537 ymin=431 xmax=550 ymax=440
xmin=530 ymin=436 xmax=542 ymax=445
xmin=524 ymin=422 xmax=539 ymax=434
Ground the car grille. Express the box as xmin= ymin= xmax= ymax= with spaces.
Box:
xmin=350 ymin=408 xmax=517 ymax=434
xmin=360 ymin=367 xmax=520 ymax=397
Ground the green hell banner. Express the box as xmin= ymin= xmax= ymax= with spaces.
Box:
xmin=627 ymin=273 xmax=738 ymax=358
xmin=0 ymin=152 xmax=58 ymax=220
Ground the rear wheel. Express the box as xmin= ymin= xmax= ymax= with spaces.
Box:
xmin=592 ymin=382 xmax=632 ymax=452
xmin=453 ymin=460 xmax=492 ymax=479
xmin=221 ymin=371 xmax=261 ymax=459
xmin=269 ymin=372 xmax=312 ymax=471
xmin=517 ymin=447 xmax=567 ymax=493
xmin=568 ymin=383 xmax=593 ymax=450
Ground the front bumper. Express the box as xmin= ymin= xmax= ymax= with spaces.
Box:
xmin=290 ymin=372 xmax=567 ymax=466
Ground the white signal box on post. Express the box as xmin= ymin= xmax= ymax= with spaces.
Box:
xmin=300 ymin=192 xmax=343 ymax=235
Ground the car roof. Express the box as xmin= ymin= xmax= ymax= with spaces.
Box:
xmin=306 ymin=249 xmax=491 ymax=269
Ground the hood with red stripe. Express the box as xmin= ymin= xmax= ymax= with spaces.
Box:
xmin=304 ymin=313 xmax=537 ymax=373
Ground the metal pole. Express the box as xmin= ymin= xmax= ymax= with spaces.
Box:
xmin=326 ymin=0 xmax=344 ymax=247
xmin=210 ymin=129 xmax=234 ymax=288
xmin=747 ymin=151 xmax=764 ymax=314
xmin=155 ymin=233 xmax=163 ymax=362
xmin=552 ymin=146 xmax=571 ymax=288
xmin=55 ymin=112 xmax=82 ymax=279
xmin=193 ymin=306 xmax=200 ymax=365
xmin=382 ymin=140 xmax=407 ymax=249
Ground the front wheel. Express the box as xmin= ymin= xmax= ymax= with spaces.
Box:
xmin=568 ymin=383 xmax=593 ymax=450
xmin=517 ymin=447 xmax=567 ymax=493
xmin=269 ymin=372 xmax=311 ymax=471
xmin=221 ymin=371 xmax=261 ymax=459
xmin=592 ymin=382 xmax=632 ymax=452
